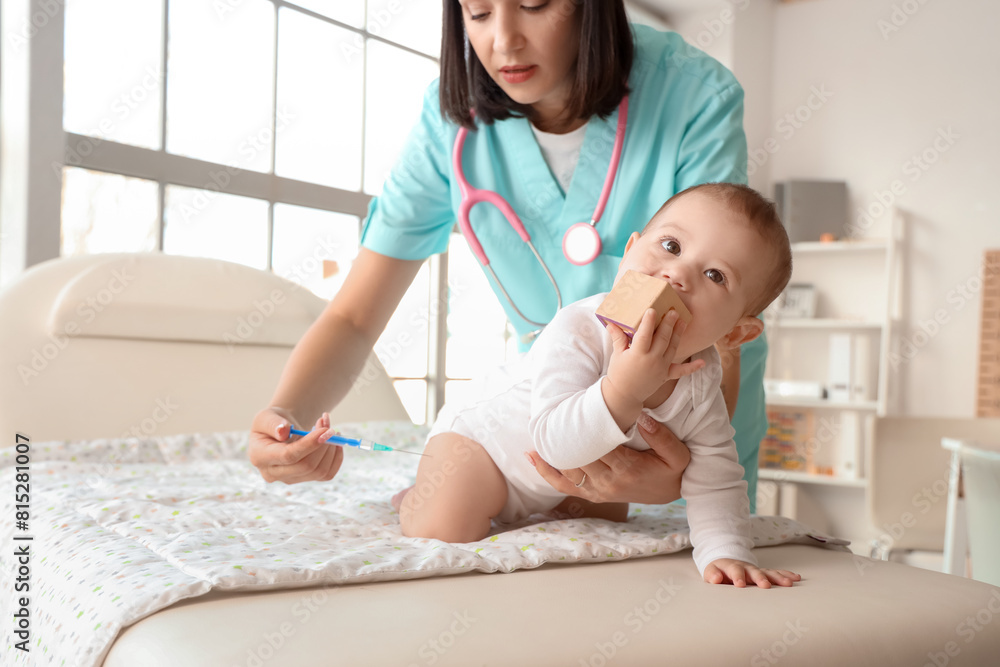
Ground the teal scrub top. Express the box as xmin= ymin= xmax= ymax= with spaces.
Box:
xmin=361 ymin=23 xmax=765 ymax=512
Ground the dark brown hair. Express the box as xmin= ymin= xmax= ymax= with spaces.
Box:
xmin=439 ymin=0 xmax=634 ymax=129
xmin=650 ymin=183 xmax=793 ymax=317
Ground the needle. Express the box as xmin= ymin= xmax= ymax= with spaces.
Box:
xmin=287 ymin=427 xmax=430 ymax=457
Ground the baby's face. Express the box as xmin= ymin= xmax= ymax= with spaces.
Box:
xmin=615 ymin=192 xmax=773 ymax=359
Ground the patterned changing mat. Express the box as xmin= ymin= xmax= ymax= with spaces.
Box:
xmin=0 ymin=421 xmax=848 ymax=667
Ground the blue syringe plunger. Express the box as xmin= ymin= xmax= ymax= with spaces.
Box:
xmin=286 ymin=427 xmax=427 ymax=456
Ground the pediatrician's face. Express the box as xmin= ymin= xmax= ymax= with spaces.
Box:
xmin=458 ymin=0 xmax=582 ymax=129
xmin=616 ymin=193 xmax=771 ymax=360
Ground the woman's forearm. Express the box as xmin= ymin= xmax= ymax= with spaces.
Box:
xmin=268 ymin=312 xmax=374 ymax=429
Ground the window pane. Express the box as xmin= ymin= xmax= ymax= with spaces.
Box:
xmin=272 ymin=204 xmax=359 ymax=299
xmin=61 ymin=168 xmax=159 ymax=256
xmin=162 ymin=186 xmax=269 ymax=270
xmin=64 ymin=0 xmax=164 ymax=149
xmin=364 ymin=40 xmax=439 ymax=194
xmin=376 ymin=262 xmax=430 ymax=378
xmin=446 ymin=234 xmax=512 ymax=378
xmin=167 ymin=0 xmax=275 ymax=171
xmin=276 ymin=9 xmax=363 ymax=190
xmin=393 ymin=379 xmax=427 ymax=425
xmin=288 ymin=0 xmax=364 ymax=27
xmin=368 ymin=0 xmax=441 ymax=58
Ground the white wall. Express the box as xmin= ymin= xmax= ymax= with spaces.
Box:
xmin=670 ymin=7 xmax=735 ymax=72
xmin=729 ymin=0 xmax=774 ymax=195
xmin=769 ymin=0 xmax=1000 ymax=417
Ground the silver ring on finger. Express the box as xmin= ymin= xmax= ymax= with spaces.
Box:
xmin=574 ymin=473 xmax=588 ymax=488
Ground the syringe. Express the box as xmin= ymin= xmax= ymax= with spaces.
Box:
xmin=287 ymin=427 xmax=429 ymax=457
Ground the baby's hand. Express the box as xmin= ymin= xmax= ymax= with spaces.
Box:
xmin=703 ymin=558 xmax=801 ymax=588
xmin=605 ymin=309 xmax=704 ymax=405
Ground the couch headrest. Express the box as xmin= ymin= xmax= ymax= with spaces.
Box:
xmin=47 ymin=254 xmax=325 ymax=346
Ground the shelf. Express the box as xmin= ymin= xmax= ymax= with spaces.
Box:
xmin=791 ymin=239 xmax=888 ymax=253
xmin=768 ymin=318 xmax=882 ymax=330
xmin=758 ymin=469 xmax=868 ymax=488
xmin=765 ymin=395 xmax=879 ymax=411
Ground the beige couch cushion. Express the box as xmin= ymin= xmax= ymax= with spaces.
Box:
xmin=46 ymin=253 xmax=323 ymax=346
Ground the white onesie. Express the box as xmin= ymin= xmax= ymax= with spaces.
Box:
xmin=427 ymin=293 xmax=756 ymax=575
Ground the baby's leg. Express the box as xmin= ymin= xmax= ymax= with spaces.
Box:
xmin=398 ymin=433 xmax=508 ymax=543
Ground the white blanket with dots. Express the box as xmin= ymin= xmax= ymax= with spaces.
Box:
xmin=0 ymin=421 xmax=848 ymax=667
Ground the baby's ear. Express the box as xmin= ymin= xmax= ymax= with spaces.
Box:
xmin=622 ymin=232 xmax=641 ymax=256
xmin=718 ymin=316 xmax=764 ymax=349
xmin=617 ymin=232 xmax=642 ymax=272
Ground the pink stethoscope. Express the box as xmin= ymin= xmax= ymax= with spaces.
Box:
xmin=452 ymin=96 xmax=629 ymax=330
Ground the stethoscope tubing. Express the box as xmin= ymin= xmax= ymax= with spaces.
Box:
xmin=592 ymin=95 xmax=629 ymax=226
xmin=452 ymin=96 xmax=628 ymax=330
xmin=453 ymin=124 xmax=559 ymax=327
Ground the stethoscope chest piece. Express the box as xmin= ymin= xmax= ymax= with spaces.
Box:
xmin=562 ymin=221 xmax=602 ymax=266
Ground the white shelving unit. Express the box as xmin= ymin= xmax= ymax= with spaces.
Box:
xmin=756 ymin=212 xmax=904 ymax=546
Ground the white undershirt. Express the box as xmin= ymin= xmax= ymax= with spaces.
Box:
xmin=529 ymin=121 xmax=589 ymax=195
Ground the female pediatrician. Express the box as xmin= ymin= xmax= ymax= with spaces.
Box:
xmin=249 ymin=0 xmax=767 ymax=515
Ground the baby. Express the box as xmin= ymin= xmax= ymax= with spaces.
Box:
xmin=394 ymin=182 xmax=800 ymax=588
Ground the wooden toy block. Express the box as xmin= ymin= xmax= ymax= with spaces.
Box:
xmin=595 ymin=270 xmax=692 ymax=338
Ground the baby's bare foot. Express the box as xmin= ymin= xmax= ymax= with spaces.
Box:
xmin=391 ymin=486 xmax=413 ymax=513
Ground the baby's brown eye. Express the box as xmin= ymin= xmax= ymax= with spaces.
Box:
xmin=662 ymin=239 xmax=680 ymax=255
xmin=705 ymin=269 xmax=725 ymax=284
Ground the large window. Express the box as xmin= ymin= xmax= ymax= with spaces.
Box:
xmin=4 ymin=0 xmax=665 ymax=424
xmin=51 ymin=0 xmax=516 ymax=424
